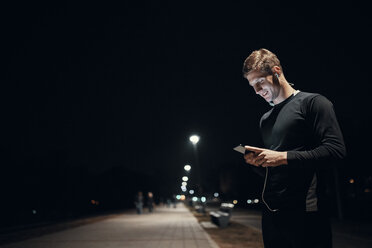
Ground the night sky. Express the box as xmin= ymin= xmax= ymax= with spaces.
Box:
xmin=2 ymin=2 xmax=372 ymax=225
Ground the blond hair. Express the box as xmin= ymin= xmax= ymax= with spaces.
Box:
xmin=242 ymin=48 xmax=282 ymax=77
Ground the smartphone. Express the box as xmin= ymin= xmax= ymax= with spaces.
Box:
xmin=233 ymin=145 xmax=253 ymax=155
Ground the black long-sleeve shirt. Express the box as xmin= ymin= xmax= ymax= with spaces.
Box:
xmin=258 ymin=91 xmax=346 ymax=211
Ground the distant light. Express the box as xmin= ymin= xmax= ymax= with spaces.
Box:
xmin=176 ymin=195 xmax=181 ymax=200
xmin=182 ymin=182 xmax=187 ymax=186
xmin=254 ymin=199 xmax=259 ymax=203
xmin=180 ymin=195 xmax=186 ymax=200
xmin=214 ymin=192 xmax=219 ymax=198
xmin=91 ymin=200 xmax=96 ymax=205
xmin=32 ymin=210 xmax=37 ymax=215
xmin=182 ymin=176 xmax=189 ymax=182
xmin=189 ymin=135 xmax=200 ymax=145
xmin=247 ymin=199 xmax=252 ymax=204
xmin=184 ymin=165 xmax=191 ymax=171
xmin=233 ymin=200 xmax=238 ymax=205
xmin=201 ymin=197 xmax=206 ymax=202
xmin=349 ymin=178 xmax=355 ymax=184
xmin=181 ymin=185 xmax=187 ymax=192
xmin=365 ymin=188 xmax=371 ymax=193
xmin=192 ymin=197 xmax=198 ymax=202
xmin=221 ymin=203 xmax=234 ymax=208
xmin=189 ymin=190 xmax=194 ymax=195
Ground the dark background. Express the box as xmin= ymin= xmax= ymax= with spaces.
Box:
xmin=1 ymin=2 xmax=371 ymax=228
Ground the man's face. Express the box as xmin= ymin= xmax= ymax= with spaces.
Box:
xmin=246 ymin=70 xmax=279 ymax=103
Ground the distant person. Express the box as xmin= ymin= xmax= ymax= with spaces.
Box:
xmin=134 ymin=191 xmax=144 ymax=214
xmin=241 ymin=48 xmax=346 ymax=248
xmin=147 ymin=192 xmax=154 ymax=213
xmin=172 ymin=195 xmax=177 ymax=208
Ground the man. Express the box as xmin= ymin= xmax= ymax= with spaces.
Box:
xmin=147 ymin=191 xmax=154 ymax=212
xmin=134 ymin=191 xmax=144 ymax=214
xmin=242 ymin=48 xmax=346 ymax=248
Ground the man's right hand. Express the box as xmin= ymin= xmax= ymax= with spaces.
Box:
xmin=244 ymin=145 xmax=287 ymax=167
xmin=244 ymin=150 xmax=265 ymax=167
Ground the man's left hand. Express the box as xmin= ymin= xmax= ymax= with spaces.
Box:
xmin=245 ymin=145 xmax=288 ymax=167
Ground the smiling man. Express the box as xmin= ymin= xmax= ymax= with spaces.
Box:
xmin=241 ymin=48 xmax=346 ymax=248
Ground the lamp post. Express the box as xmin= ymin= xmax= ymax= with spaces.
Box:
xmin=189 ymin=135 xmax=202 ymax=196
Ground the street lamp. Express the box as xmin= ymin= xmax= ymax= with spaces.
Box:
xmin=184 ymin=164 xmax=191 ymax=172
xmin=189 ymin=134 xmax=201 ymax=195
xmin=189 ymin=135 xmax=200 ymax=145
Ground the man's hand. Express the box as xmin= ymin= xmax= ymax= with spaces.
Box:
xmin=244 ymin=145 xmax=288 ymax=167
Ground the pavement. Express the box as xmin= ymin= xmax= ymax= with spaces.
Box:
xmin=0 ymin=203 xmax=219 ymax=248
xmin=3 ymin=203 xmax=371 ymax=248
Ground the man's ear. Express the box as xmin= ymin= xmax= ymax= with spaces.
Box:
xmin=271 ymin=66 xmax=281 ymax=76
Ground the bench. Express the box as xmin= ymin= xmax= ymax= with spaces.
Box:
xmin=209 ymin=203 xmax=234 ymax=228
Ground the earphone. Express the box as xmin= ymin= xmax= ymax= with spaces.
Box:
xmin=275 ymin=73 xmax=295 ymax=86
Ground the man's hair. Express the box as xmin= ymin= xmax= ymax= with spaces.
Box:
xmin=242 ymin=48 xmax=282 ymax=78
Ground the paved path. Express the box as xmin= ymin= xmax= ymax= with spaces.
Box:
xmin=0 ymin=204 xmax=218 ymax=248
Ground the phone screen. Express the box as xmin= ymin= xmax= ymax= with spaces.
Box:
xmin=233 ymin=145 xmax=254 ymax=155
